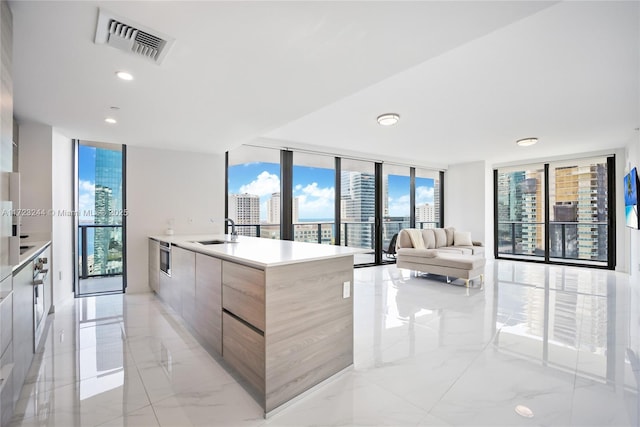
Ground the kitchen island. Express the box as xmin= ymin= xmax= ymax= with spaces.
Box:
xmin=148 ymin=234 xmax=361 ymax=416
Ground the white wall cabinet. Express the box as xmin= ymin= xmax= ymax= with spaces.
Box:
xmin=0 ymin=275 xmax=13 ymax=427
xmin=11 ymin=260 xmax=33 ymax=410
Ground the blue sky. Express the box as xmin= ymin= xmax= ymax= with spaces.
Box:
xmin=78 ymin=145 xmax=96 ymax=222
xmin=229 ymin=162 xmax=435 ymax=220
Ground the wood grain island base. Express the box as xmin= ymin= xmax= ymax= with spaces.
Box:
xmin=148 ymin=235 xmax=357 ymax=416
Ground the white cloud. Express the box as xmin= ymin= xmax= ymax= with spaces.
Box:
xmin=79 ymin=180 xmax=94 ymax=193
xmin=301 ymin=182 xmax=334 ymax=199
xmin=78 ymin=180 xmax=95 ymax=222
xmin=295 ymin=182 xmax=335 ymax=219
xmin=416 ymin=186 xmax=434 ymax=205
xmin=239 ymin=171 xmax=280 ymax=197
xmin=388 ymin=194 xmax=410 ymax=217
xmin=387 ymin=187 xmax=434 ymax=216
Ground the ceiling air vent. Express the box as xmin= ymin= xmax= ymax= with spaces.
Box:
xmin=94 ymin=9 xmax=174 ymax=64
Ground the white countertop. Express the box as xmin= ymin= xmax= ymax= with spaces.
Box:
xmin=149 ymin=234 xmax=365 ymax=268
xmin=13 ymin=233 xmax=51 ymax=272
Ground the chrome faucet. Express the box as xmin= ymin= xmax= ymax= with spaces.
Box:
xmin=225 ymin=218 xmax=238 ymax=241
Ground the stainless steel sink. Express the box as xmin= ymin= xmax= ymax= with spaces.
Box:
xmin=195 ymin=239 xmax=236 ymax=245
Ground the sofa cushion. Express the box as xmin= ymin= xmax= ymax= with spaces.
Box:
xmin=436 ymin=247 xmax=474 ymax=255
xmin=468 ymin=245 xmax=485 ymax=256
xmin=433 ymin=228 xmax=447 ymax=248
xmin=454 ymin=231 xmax=473 ymax=246
xmin=397 ymin=230 xmax=412 ymax=249
xmin=428 ymin=253 xmax=485 ymax=269
xmin=421 ymin=229 xmax=436 ymax=249
xmin=396 ymin=248 xmax=438 ymax=259
xmin=445 ymin=227 xmax=456 ymax=246
xmin=406 ymin=228 xmax=425 ymax=249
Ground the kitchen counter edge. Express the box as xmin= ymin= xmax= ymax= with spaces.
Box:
xmin=12 ymin=240 xmax=52 ymax=274
xmin=149 ymin=234 xmax=362 ymax=269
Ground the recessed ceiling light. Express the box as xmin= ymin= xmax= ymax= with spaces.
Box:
xmin=377 ymin=113 xmax=400 ymax=126
xmin=514 ymin=405 xmax=534 ymax=418
xmin=516 ymin=137 xmax=538 ymax=147
xmin=115 ymin=71 xmax=133 ymax=81
xmin=104 ymin=117 xmax=117 ymax=124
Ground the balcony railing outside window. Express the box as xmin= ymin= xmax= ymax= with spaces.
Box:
xmin=498 ymin=220 xmax=608 ymax=263
xmin=230 ymin=220 xmax=441 ymax=261
xmin=78 ymin=224 xmax=124 ymax=279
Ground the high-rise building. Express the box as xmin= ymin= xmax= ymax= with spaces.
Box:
xmin=267 ymin=192 xmax=299 ymax=224
xmin=294 ymin=224 xmax=333 ymax=244
xmin=93 ymin=148 xmax=123 ymax=275
xmin=94 ymin=185 xmax=113 ymax=274
xmin=267 ymin=193 xmax=280 ymax=224
xmin=497 ymin=170 xmax=542 ymax=255
xmin=341 ymin=171 xmax=375 ymax=248
xmin=521 ymin=173 xmax=544 ymax=255
xmin=552 ymin=163 xmax=607 ymax=260
xmin=228 ymin=193 xmax=260 ymax=236
xmin=433 ymin=178 xmax=441 ymax=226
xmin=416 ymin=203 xmax=434 ymax=226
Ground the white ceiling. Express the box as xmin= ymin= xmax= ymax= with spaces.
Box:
xmin=11 ymin=1 xmax=639 ymax=168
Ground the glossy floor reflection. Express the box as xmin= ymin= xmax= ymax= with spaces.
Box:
xmin=9 ymin=260 xmax=639 ymax=426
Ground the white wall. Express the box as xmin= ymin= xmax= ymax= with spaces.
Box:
xmin=625 ymin=135 xmax=640 ymax=278
xmin=17 ymin=121 xmax=52 ymax=234
xmin=18 ymin=122 xmax=74 ymax=308
xmin=615 ymin=149 xmax=630 ymax=274
xmin=445 ymin=161 xmax=492 ymax=255
xmin=51 ymin=130 xmax=73 ymax=308
xmin=624 ymin=132 xmax=640 ymax=387
xmin=126 ymin=146 xmax=224 ymax=293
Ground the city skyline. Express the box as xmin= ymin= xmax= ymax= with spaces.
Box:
xmin=496 ymin=159 xmax=608 ymax=262
xmin=228 ymin=162 xmax=436 ymax=221
xmin=78 ymin=144 xmax=124 ymax=276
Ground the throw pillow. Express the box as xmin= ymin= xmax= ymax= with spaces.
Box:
xmin=454 ymin=231 xmax=473 ymax=246
xmin=433 ymin=228 xmax=447 ymax=248
xmin=445 ymin=227 xmax=456 ymax=246
xmin=421 ymin=229 xmax=436 ymax=249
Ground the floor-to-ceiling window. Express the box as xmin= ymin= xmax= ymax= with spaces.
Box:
xmin=548 ymin=157 xmax=611 ymax=266
xmin=383 ymin=164 xmax=411 ymax=253
xmin=226 ymin=145 xmax=445 ymax=267
xmin=415 ymin=168 xmax=442 ymax=229
xmin=292 ymin=153 xmax=335 ymax=244
xmin=75 ymin=141 xmax=126 ymax=296
xmin=340 ymin=158 xmax=377 ymax=265
xmin=495 ymin=156 xmax=614 ymax=269
xmin=496 ymin=164 xmax=546 ymax=261
xmin=227 ymin=146 xmax=281 ymax=239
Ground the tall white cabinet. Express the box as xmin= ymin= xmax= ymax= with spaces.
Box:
xmin=0 ymin=1 xmax=14 ymax=425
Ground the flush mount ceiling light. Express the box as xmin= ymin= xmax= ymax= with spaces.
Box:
xmin=514 ymin=405 xmax=534 ymax=418
xmin=516 ymin=137 xmax=538 ymax=147
xmin=104 ymin=117 xmax=117 ymax=124
xmin=115 ymin=71 xmax=133 ymax=81
xmin=377 ymin=113 xmax=400 ymax=126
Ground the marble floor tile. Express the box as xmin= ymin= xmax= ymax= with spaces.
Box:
xmin=7 ymin=260 xmax=639 ymax=426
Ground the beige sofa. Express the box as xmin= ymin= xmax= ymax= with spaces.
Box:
xmin=396 ymin=228 xmax=485 ymax=286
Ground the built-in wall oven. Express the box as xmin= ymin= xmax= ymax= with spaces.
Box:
xmin=159 ymin=241 xmax=171 ymax=277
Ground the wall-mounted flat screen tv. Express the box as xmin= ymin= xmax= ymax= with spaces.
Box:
xmin=624 ymin=167 xmax=639 ymax=229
